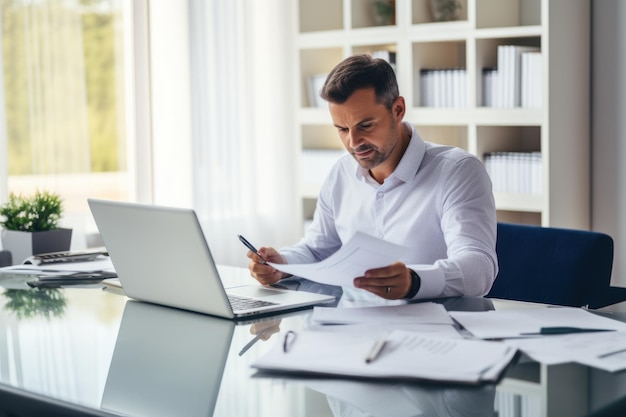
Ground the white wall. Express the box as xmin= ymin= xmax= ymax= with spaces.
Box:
xmin=591 ymin=0 xmax=626 ymax=287
xmin=147 ymin=1 xmax=194 ymax=208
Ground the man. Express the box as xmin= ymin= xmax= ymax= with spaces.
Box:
xmin=247 ymin=54 xmax=497 ymax=300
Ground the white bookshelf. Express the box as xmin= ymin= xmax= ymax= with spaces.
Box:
xmin=294 ymin=0 xmax=590 ymax=231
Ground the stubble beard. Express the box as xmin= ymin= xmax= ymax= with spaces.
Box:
xmin=350 ymin=124 xmax=399 ymax=170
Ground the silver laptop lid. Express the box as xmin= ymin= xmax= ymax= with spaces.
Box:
xmin=88 ymin=199 xmax=236 ymax=318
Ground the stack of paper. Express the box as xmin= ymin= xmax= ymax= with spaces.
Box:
xmin=252 ymin=329 xmax=517 ymax=385
xmin=450 ymin=307 xmax=626 ymax=372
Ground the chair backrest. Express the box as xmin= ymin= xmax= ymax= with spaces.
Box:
xmin=487 ymin=222 xmax=614 ymax=307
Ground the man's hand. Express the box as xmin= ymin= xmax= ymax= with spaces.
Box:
xmin=353 ymin=261 xmax=412 ymax=299
xmin=246 ymin=246 xmax=288 ymax=286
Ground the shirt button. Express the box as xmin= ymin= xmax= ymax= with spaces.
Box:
xmin=377 ymin=192 xmax=384 ymax=198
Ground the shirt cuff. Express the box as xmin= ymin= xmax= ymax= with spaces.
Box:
xmin=407 ymin=264 xmax=445 ymax=299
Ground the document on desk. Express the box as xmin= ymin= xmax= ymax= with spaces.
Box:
xmin=0 ymin=258 xmax=116 ymax=289
xmin=307 ymin=321 xmax=464 ymax=339
xmin=268 ymin=232 xmax=412 ymax=287
xmin=449 ymin=307 xmax=626 ymax=340
xmin=504 ymin=331 xmax=626 ymax=372
xmin=252 ymin=329 xmax=517 ymax=385
xmin=0 ymin=257 xmax=115 ymax=275
xmin=311 ymin=302 xmax=454 ymax=325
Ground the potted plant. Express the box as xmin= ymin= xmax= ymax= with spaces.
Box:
xmin=373 ymin=0 xmax=395 ymax=26
xmin=429 ymin=0 xmax=462 ymax=22
xmin=0 ymin=190 xmax=72 ymax=264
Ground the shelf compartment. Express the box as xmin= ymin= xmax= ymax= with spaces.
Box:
xmin=352 ymin=0 xmax=397 ymax=29
xmin=475 ymin=36 xmax=542 ymax=108
xmin=412 ymin=40 xmax=467 ymax=107
xmin=475 ymin=0 xmax=541 ymax=29
xmin=298 ymin=0 xmax=343 ymax=33
xmin=299 ymin=47 xmax=343 ymax=108
xmin=477 ymin=126 xmax=542 ymax=196
xmin=476 ymin=125 xmax=541 ymax=160
xmin=412 ymin=0 xmax=468 ymax=25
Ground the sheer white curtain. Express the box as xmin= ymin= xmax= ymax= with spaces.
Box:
xmin=189 ymin=0 xmax=298 ymax=267
xmin=15 ymin=2 xmax=91 ymax=174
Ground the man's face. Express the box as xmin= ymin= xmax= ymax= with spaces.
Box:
xmin=329 ymin=88 xmax=405 ymax=180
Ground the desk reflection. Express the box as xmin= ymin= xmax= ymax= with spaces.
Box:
xmin=306 ymin=379 xmax=496 ymax=417
xmin=101 ymin=300 xmax=234 ymax=417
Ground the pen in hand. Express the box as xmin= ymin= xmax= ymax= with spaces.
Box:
xmin=238 ymin=234 xmax=267 ymax=264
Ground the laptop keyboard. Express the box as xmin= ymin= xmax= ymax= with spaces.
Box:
xmin=228 ymin=294 xmax=278 ymax=310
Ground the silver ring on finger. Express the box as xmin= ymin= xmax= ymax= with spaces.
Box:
xmin=386 ymin=286 xmax=391 ymax=294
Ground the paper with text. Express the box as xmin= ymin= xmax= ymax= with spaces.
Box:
xmin=252 ymin=329 xmax=517 ymax=384
xmin=505 ymin=330 xmax=626 ymax=372
xmin=269 ymin=232 xmax=412 ymax=287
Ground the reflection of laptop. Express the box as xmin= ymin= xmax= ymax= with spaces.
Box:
xmin=101 ymin=300 xmax=233 ymax=416
xmin=87 ymin=199 xmax=334 ymax=319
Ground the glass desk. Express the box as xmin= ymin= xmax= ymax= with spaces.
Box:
xmin=1 ymin=269 xmax=626 ymax=417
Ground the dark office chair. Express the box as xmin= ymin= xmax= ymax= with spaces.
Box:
xmin=487 ymin=222 xmax=626 ymax=308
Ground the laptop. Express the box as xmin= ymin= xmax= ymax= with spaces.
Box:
xmin=87 ymin=199 xmax=335 ymax=318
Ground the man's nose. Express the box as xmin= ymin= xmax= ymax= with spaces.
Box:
xmin=347 ymin=130 xmax=363 ymax=149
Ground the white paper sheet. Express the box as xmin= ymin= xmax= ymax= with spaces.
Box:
xmin=311 ymin=302 xmax=454 ymax=325
xmin=1 ymin=257 xmax=115 ymax=274
xmin=450 ymin=307 xmax=626 ymax=339
xmin=252 ymin=329 xmax=517 ymax=384
xmin=305 ymin=322 xmax=464 ymax=339
xmin=505 ymin=331 xmax=626 ymax=372
xmin=269 ymin=232 xmax=412 ymax=287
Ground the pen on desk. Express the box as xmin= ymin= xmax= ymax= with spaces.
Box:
xmin=238 ymin=234 xmax=267 ymax=264
xmin=365 ymin=335 xmax=387 ymax=364
xmin=521 ymin=327 xmax=615 ymax=336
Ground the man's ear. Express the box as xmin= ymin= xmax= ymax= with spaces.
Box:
xmin=393 ymin=96 xmax=406 ymax=119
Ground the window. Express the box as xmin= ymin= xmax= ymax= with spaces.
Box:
xmin=0 ymin=0 xmax=130 ymax=247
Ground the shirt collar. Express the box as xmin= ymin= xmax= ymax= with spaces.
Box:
xmin=355 ymin=122 xmax=426 ymax=184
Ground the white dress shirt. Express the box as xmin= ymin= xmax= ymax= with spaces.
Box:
xmin=281 ymin=123 xmax=498 ymax=299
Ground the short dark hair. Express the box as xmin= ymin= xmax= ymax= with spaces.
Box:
xmin=320 ymin=54 xmax=399 ymax=109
